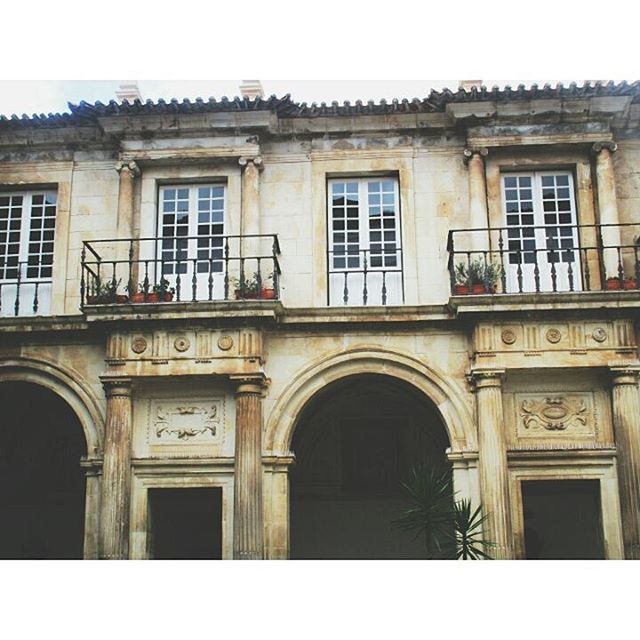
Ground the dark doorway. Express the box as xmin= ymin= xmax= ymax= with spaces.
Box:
xmin=290 ymin=374 xmax=450 ymax=559
xmin=148 ymin=488 xmax=222 ymax=559
xmin=522 ymin=479 xmax=605 ymax=559
xmin=0 ymin=382 xmax=87 ymax=559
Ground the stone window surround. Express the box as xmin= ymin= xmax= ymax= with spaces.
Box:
xmin=129 ymin=464 xmax=234 ymax=559
xmin=507 ymin=457 xmax=624 ymax=559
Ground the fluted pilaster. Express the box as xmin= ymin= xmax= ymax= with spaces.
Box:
xmin=233 ymin=378 xmax=265 ymax=559
xmin=99 ymin=377 xmax=133 ymax=560
xmin=472 ymin=369 xmax=513 ymax=559
xmin=611 ymin=367 xmax=640 ymax=559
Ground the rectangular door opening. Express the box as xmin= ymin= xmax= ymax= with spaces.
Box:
xmin=148 ymin=487 xmax=222 ymax=559
xmin=521 ymin=479 xmax=604 ymax=559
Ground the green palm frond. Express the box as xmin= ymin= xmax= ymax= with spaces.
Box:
xmin=446 ymin=499 xmax=494 ymax=560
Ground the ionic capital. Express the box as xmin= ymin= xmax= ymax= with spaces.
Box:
xmin=592 ymin=141 xmax=618 ymax=156
xmin=468 ymin=369 xmax=505 ymax=391
xmin=239 ymin=156 xmax=264 ymax=172
xmin=115 ymin=160 xmax=140 ymax=177
xmin=463 ymin=147 xmax=488 ymax=165
xmin=101 ymin=376 xmax=133 ymax=398
xmin=611 ymin=366 xmax=640 ymax=387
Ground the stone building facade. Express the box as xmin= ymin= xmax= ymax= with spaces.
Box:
xmin=1 ymin=81 xmax=640 ymax=559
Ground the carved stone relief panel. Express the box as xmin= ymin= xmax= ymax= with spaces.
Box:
xmin=515 ymin=392 xmax=597 ymax=440
xmin=146 ymin=397 xmax=225 ymax=446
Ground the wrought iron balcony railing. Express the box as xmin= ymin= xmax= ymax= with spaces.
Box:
xmin=447 ymin=223 xmax=639 ymax=296
xmin=327 ymin=247 xmax=404 ymax=306
xmin=0 ymin=260 xmax=52 ymax=317
xmin=80 ymin=234 xmax=281 ymax=308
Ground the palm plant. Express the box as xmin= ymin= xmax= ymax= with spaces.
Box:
xmin=392 ymin=465 xmax=454 ymax=559
xmin=393 ymin=465 xmax=493 ymax=560
xmin=447 ymin=499 xmax=493 ymax=560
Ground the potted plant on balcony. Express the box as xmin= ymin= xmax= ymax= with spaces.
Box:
xmin=453 ymin=262 xmax=470 ymax=295
xmin=87 ymin=279 xmax=126 ymax=304
xmin=261 ymin=272 xmax=276 ymax=299
xmin=150 ymin=278 xmax=175 ymax=302
xmin=127 ymin=282 xmax=149 ymax=303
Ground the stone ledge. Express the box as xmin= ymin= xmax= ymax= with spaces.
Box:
xmin=0 ymin=314 xmax=88 ymax=333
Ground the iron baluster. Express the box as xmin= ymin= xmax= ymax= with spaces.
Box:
xmin=583 ymin=249 xmax=591 ymax=291
xmin=224 ymin=237 xmax=230 ymax=300
xmin=382 ymin=271 xmax=387 ymax=306
xmin=498 ymin=229 xmax=506 ymax=293
xmin=617 ymin=247 xmax=624 ymax=283
xmin=568 ymin=260 xmax=574 ymax=292
xmin=80 ymin=244 xmax=86 ymax=305
xmin=33 ymin=282 xmax=39 ymax=314
xmin=176 ymin=256 xmax=182 ymax=302
xmin=208 ymin=258 xmax=214 ymax=301
xmin=343 ymin=272 xmax=348 ymax=305
xmin=256 ymin=258 xmax=262 ymax=300
xmin=127 ymin=240 xmax=134 ymax=300
xmin=143 ymin=261 xmax=150 ymax=301
xmin=192 ymin=258 xmax=197 ymax=302
xmin=14 ymin=264 xmax=21 ymax=316
xmin=533 ymin=248 xmax=541 ymax=293
xmin=516 ymin=260 xmax=523 ymax=294
xmin=363 ymin=254 xmax=368 ymax=306
xmin=550 ymin=259 xmax=558 ymax=292
xmin=240 ymin=257 xmax=246 ymax=299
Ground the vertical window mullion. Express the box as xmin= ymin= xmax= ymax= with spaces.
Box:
xmin=19 ymin=192 xmax=31 ymax=279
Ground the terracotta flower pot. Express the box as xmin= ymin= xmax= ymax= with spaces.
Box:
xmin=605 ymin=277 xmax=622 ymax=290
xmin=261 ymin=288 xmax=276 ymax=300
xmin=115 ymin=294 xmax=128 ymax=304
xmin=453 ymin=284 xmax=469 ymax=295
xmin=86 ymin=295 xmax=97 ymax=305
xmin=471 ymin=283 xmax=487 ymax=295
xmin=162 ymin=292 xmax=174 ymax=302
xmin=146 ymin=292 xmax=160 ymax=303
xmin=131 ymin=292 xmax=146 ymax=303
xmin=623 ymin=278 xmax=637 ymax=290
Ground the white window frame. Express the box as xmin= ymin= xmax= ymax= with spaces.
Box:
xmin=501 ymin=170 xmax=581 ymax=293
xmin=0 ymin=189 xmax=57 ymax=316
xmin=154 ymin=182 xmax=227 ymax=299
xmin=327 ymin=176 xmax=404 ymax=306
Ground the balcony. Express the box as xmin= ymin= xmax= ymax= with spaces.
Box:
xmin=328 ymin=247 xmax=404 ymax=306
xmin=80 ymin=234 xmax=281 ymax=310
xmin=0 ymin=260 xmax=52 ymax=317
xmin=447 ymin=223 xmax=640 ymax=298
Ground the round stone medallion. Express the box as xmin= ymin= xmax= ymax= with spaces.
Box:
xmin=546 ymin=328 xmax=562 ymax=344
xmin=174 ymin=336 xmax=190 ymax=352
xmin=501 ymin=329 xmax=517 ymax=345
xmin=217 ymin=335 xmax=234 ymax=351
xmin=131 ymin=336 xmax=147 ymax=354
xmin=592 ymin=327 xmax=608 ymax=343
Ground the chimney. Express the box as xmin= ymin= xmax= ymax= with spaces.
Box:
xmin=116 ymin=81 xmax=143 ymax=103
xmin=458 ymin=80 xmax=483 ymax=92
xmin=239 ymin=80 xmax=264 ymax=100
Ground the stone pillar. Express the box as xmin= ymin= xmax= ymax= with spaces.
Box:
xmin=593 ymin=142 xmax=622 ymax=279
xmin=611 ymin=366 xmax=640 ymax=559
xmin=80 ymin=457 xmax=102 ymax=560
xmin=239 ymin=156 xmax=264 ymax=282
xmin=115 ymin=160 xmax=140 ymax=238
xmin=471 ymin=369 xmax=513 ymax=559
xmin=115 ymin=161 xmax=140 ymax=285
xmin=99 ymin=377 xmax=133 ymax=560
xmin=233 ymin=377 xmax=265 ymax=559
xmin=463 ymin=148 xmax=490 ymax=253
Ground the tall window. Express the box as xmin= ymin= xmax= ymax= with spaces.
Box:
xmin=157 ymin=184 xmax=225 ymax=299
xmin=327 ymin=177 xmax=403 ymax=305
xmin=0 ymin=190 xmax=56 ymax=316
xmin=502 ymin=171 xmax=581 ymax=293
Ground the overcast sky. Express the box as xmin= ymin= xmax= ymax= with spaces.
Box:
xmin=0 ymin=79 xmax=616 ymax=118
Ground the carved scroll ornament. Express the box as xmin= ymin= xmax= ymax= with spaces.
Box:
xmin=154 ymin=404 xmax=219 ymax=440
xmin=520 ymin=396 xmax=588 ymax=432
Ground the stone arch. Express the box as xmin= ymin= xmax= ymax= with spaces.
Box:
xmin=264 ymin=346 xmax=475 ymax=454
xmin=0 ymin=355 xmax=104 ymax=455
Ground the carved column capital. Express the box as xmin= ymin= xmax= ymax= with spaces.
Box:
xmin=611 ymin=366 xmax=640 ymax=386
xmin=463 ymin=147 xmax=488 ymax=165
xmin=101 ymin=376 xmax=133 ymax=398
xmin=592 ymin=141 xmax=618 ymax=155
xmin=468 ymin=369 xmax=505 ymax=391
xmin=239 ymin=156 xmax=264 ymax=172
xmin=231 ymin=374 xmax=269 ymax=397
xmin=115 ymin=160 xmax=140 ymax=177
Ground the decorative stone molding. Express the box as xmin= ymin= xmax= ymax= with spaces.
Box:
xmin=218 ymin=335 xmax=234 ymax=351
xmin=592 ymin=327 xmax=608 ymax=343
xmin=520 ymin=396 xmax=589 ymax=432
xmin=545 ymin=328 xmax=562 ymax=344
xmin=501 ymin=329 xmax=517 ymax=345
xmin=147 ymin=398 xmax=224 ymax=445
xmin=611 ymin=366 xmax=640 ymax=386
xmin=469 ymin=369 xmax=505 ymax=391
xmin=592 ymin=141 xmax=618 ymax=155
xmin=115 ymin=160 xmax=141 ymax=177
xmin=238 ymin=155 xmax=264 ymax=171
xmin=462 ymin=147 xmax=488 ymax=165
xmin=101 ymin=376 xmax=133 ymax=398
xmin=131 ymin=336 xmax=147 ymax=354
xmin=173 ymin=336 xmax=190 ymax=353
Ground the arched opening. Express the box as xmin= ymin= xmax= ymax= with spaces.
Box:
xmin=0 ymin=381 xmax=87 ymax=559
xmin=290 ymin=374 xmax=451 ymax=559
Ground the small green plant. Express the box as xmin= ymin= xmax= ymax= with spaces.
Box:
xmin=465 ymin=258 xmax=503 ymax=289
xmin=454 ymin=262 xmax=468 ymax=285
xmin=448 ymin=499 xmax=494 ymax=560
xmin=152 ymin=278 xmax=175 ymax=296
